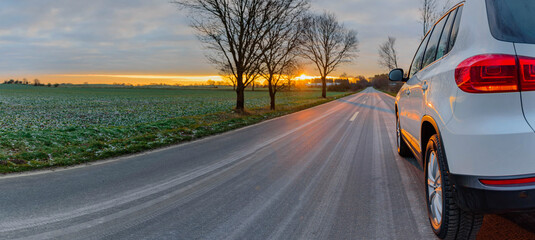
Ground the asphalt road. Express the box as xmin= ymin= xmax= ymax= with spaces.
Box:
xmin=0 ymin=88 xmax=533 ymax=240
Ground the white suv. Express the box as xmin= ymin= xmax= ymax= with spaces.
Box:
xmin=389 ymin=1 xmax=535 ymax=239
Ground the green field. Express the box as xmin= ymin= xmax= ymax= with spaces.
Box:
xmin=0 ymin=84 xmax=351 ymax=173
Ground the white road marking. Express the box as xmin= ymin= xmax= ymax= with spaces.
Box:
xmin=350 ymin=112 xmax=359 ymax=122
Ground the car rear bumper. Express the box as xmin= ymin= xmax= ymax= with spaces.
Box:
xmin=450 ymin=174 xmax=535 ymax=213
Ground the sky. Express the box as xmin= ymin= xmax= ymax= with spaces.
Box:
xmin=0 ymin=0 xmax=424 ymax=85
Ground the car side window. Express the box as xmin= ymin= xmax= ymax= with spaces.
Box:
xmin=409 ymin=33 xmax=431 ymax=78
xmin=448 ymin=6 xmax=463 ymax=51
xmin=436 ymin=9 xmax=457 ymax=60
xmin=422 ymin=14 xmax=449 ymax=69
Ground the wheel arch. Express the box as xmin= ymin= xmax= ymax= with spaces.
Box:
xmin=421 ymin=115 xmax=451 ymax=173
xmin=421 ymin=116 xmax=439 ymax=155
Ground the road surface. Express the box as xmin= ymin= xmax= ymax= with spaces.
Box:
xmin=0 ymin=88 xmax=533 ymax=240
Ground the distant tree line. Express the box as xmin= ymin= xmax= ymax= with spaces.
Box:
xmin=370 ymin=74 xmax=403 ymax=94
xmin=3 ymin=78 xmax=60 ymax=87
xmin=326 ymin=76 xmax=369 ymax=92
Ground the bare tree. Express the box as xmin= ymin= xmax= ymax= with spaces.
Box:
xmin=281 ymin=61 xmax=302 ymax=92
xmin=259 ymin=1 xmax=307 ymax=110
xmin=248 ymin=73 xmax=262 ymax=91
xmin=378 ymin=36 xmax=399 ymax=71
xmin=223 ymin=75 xmax=236 ymax=90
xmin=175 ymin=0 xmax=309 ymax=112
xmin=420 ymin=0 xmax=456 ymax=38
xmin=300 ymin=12 xmax=358 ymax=98
xmin=441 ymin=0 xmax=453 ymax=13
xmin=420 ymin=0 xmax=437 ymax=38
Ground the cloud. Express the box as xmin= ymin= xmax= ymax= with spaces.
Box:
xmin=0 ymin=0 xmax=429 ymax=80
xmin=309 ymin=0 xmax=423 ymax=75
xmin=0 ymin=0 xmax=205 ymax=77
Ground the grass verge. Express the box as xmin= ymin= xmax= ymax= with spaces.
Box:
xmin=0 ymin=92 xmax=355 ymax=173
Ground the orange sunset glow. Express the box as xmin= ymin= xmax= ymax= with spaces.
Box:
xmin=3 ymin=73 xmax=346 ymax=86
xmin=52 ymin=74 xmax=225 ymax=85
xmin=0 ymin=0 xmax=423 ymax=85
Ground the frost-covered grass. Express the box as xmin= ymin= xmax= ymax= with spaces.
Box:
xmin=0 ymin=85 xmax=351 ymax=173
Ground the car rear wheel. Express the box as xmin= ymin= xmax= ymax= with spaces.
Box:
xmin=396 ymin=115 xmax=412 ymax=157
xmin=425 ymin=135 xmax=483 ymax=240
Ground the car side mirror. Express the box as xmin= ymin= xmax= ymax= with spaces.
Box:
xmin=389 ymin=68 xmax=407 ymax=82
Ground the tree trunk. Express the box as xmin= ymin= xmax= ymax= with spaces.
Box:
xmin=236 ymin=86 xmax=245 ymax=112
xmin=236 ymin=75 xmax=245 ymax=112
xmin=268 ymin=83 xmax=276 ymax=110
xmin=252 ymin=81 xmax=255 ymax=91
xmin=288 ymin=80 xmax=291 ymax=92
xmin=321 ymin=76 xmax=327 ymax=98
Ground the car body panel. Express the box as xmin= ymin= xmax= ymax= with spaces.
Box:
xmin=395 ymin=0 xmax=535 ymax=218
xmin=514 ymin=43 xmax=535 ymax=132
xmin=443 ymin=0 xmax=535 ymax=176
xmin=396 ymin=0 xmax=535 ymax=177
xmin=418 ymin=53 xmax=459 ymax=147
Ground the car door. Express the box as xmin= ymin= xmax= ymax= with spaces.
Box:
xmin=399 ymin=34 xmax=429 ymax=149
xmin=404 ymin=12 xmax=451 ymax=152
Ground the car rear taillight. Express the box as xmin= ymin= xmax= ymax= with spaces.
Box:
xmin=480 ymin=177 xmax=535 ymax=186
xmin=455 ymin=54 xmax=535 ymax=93
xmin=518 ymin=56 xmax=535 ymax=91
xmin=455 ymin=54 xmax=518 ymax=93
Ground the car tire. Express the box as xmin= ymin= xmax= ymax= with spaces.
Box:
xmin=425 ymin=134 xmax=484 ymax=240
xmin=396 ymin=115 xmax=412 ymax=157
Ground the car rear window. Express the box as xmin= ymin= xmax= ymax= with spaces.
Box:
xmin=436 ymin=9 xmax=456 ymax=60
xmin=486 ymin=0 xmax=535 ymax=44
xmin=421 ymin=15 xmax=448 ymax=68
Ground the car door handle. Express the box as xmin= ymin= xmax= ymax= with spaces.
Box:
xmin=422 ymin=82 xmax=429 ymax=91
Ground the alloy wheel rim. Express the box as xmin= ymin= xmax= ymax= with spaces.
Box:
xmin=427 ymin=150 xmax=443 ymax=229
